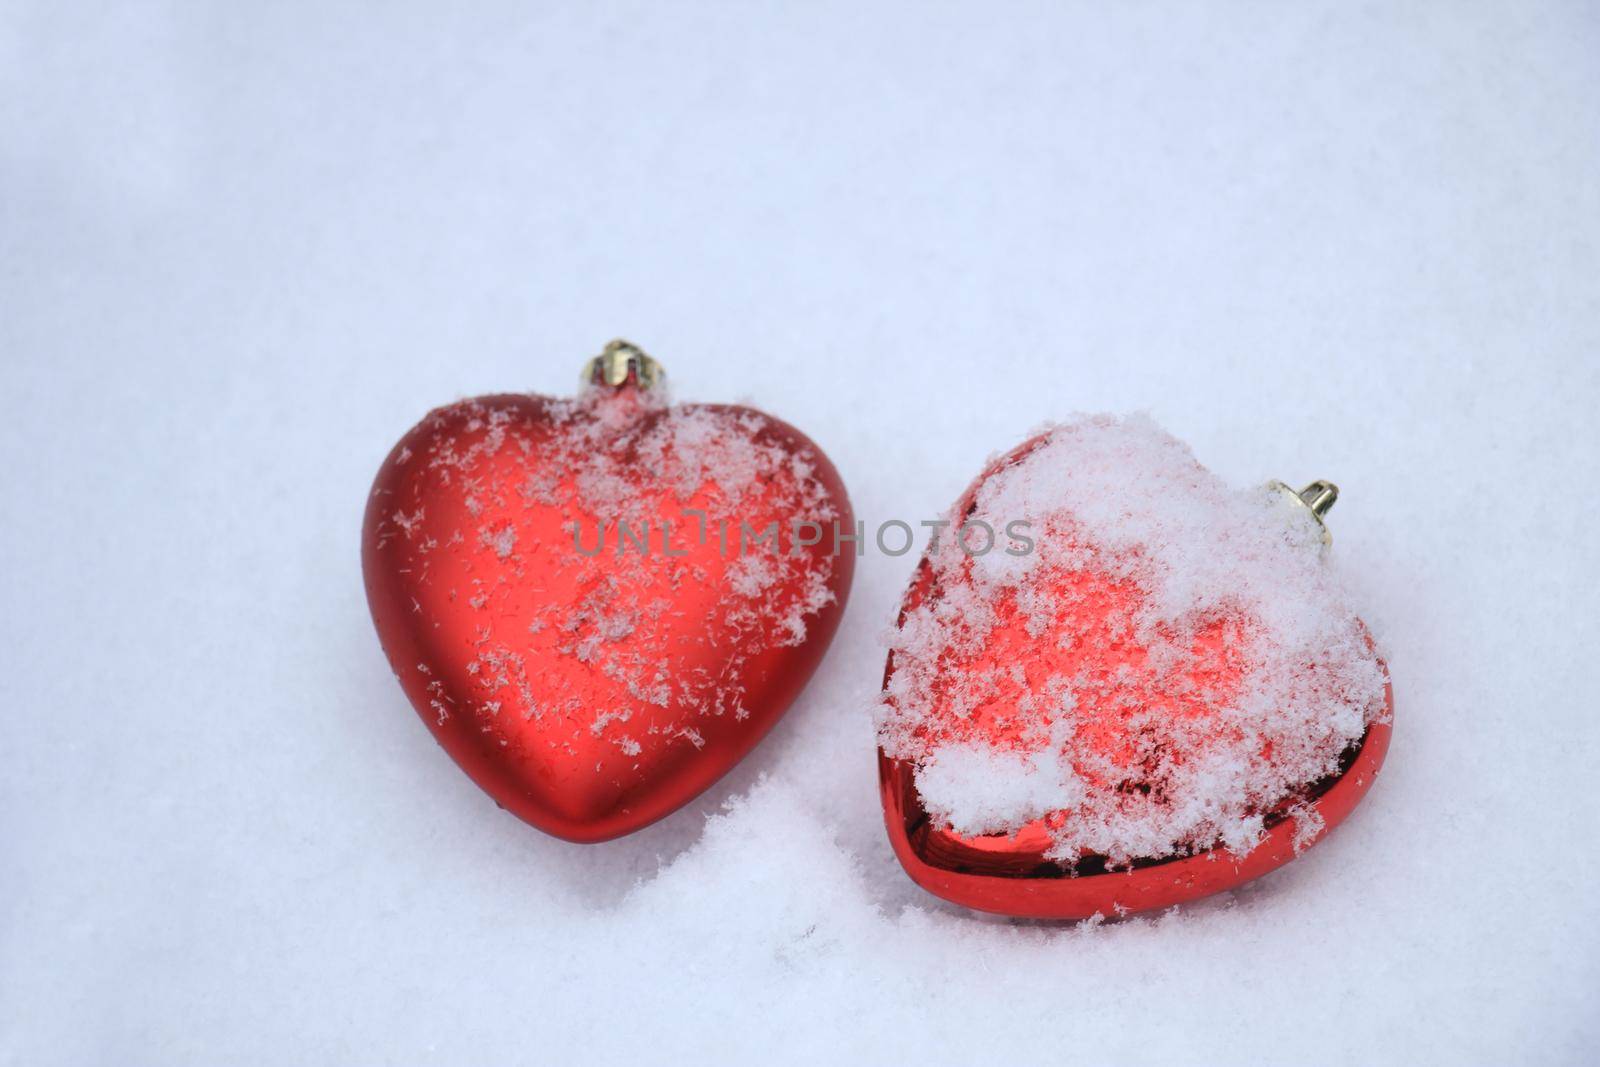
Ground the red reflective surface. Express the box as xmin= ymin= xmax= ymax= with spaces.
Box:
xmin=363 ymin=384 xmax=853 ymax=842
xmin=879 ymin=716 xmax=1390 ymax=920
xmin=878 ymin=434 xmax=1392 ymax=919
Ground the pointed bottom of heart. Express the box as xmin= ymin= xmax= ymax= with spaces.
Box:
xmin=879 ymin=703 xmax=1392 ymax=920
xmin=445 ymin=715 xmax=801 ymax=844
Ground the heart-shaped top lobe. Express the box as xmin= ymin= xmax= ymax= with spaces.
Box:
xmin=363 ymin=387 xmax=852 ymax=841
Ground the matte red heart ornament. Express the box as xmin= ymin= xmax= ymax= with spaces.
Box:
xmin=363 ymin=344 xmax=853 ymax=842
xmin=878 ymin=417 xmax=1392 ymax=919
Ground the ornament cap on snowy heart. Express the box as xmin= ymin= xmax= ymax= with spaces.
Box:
xmin=364 ymin=342 xmax=854 ymax=842
xmin=877 ymin=419 xmax=1392 ymax=920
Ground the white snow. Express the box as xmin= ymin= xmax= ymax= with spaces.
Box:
xmin=914 ymin=741 xmax=1087 ymax=837
xmin=3 ymin=2 xmax=1599 ymax=1065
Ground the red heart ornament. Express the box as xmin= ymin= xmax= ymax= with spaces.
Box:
xmin=878 ymin=420 xmax=1392 ymax=919
xmin=363 ymin=356 xmax=853 ymax=842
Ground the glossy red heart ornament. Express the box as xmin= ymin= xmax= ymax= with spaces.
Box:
xmin=363 ymin=366 xmax=853 ymax=842
xmin=879 ymin=426 xmax=1392 ymax=919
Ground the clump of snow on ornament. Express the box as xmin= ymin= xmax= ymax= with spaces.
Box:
xmin=877 ymin=415 xmax=1389 ymax=867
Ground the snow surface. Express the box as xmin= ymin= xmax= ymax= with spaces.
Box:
xmin=3 ymin=2 xmax=1599 ymax=1064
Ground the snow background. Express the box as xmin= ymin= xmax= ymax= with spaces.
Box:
xmin=3 ymin=1 xmax=1598 ymax=1063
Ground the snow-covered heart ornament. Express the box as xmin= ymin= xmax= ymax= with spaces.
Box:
xmin=363 ymin=342 xmax=853 ymax=842
xmin=878 ymin=416 xmax=1392 ymax=919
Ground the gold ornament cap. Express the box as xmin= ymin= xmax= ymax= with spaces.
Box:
xmin=583 ymin=339 xmax=665 ymax=391
xmin=1268 ymin=479 xmax=1339 ymax=546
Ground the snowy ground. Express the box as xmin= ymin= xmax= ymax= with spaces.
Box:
xmin=4 ymin=3 xmax=1598 ymax=1064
